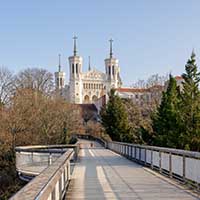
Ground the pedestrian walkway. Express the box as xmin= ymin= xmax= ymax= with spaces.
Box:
xmin=66 ymin=140 xmax=198 ymax=200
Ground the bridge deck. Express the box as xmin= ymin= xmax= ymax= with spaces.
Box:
xmin=66 ymin=140 xmax=198 ymax=200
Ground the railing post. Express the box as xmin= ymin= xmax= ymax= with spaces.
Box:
xmin=183 ymin=155 xmax=186 ymax=183
xmin=134 ymin=146 xmax=136 ymax=160
xmin=67 ymin=161 xmax=71 ymax=181
xmin=31 ymin=152 xmax=33 ymax=164
xmin=139 ymin=147 xmax=141 ymax=163
xmin=151 ymin=150 xmax=153 ymax=169
xmin=144 ymin=148 xmax=147 ymax=165
xmin=169 ymin=152 xmax=172 ymax=178
xmin=159 ymin=151 xmax=162 ymax=173
xmin=131 ymin=146 xmax=133 ymax=159
xmin=48 ymin=153 xmax=52 ymax=165
xmin=74 ymin=145 xmax=79 ymax=161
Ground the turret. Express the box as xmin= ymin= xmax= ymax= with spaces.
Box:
xmin=68 ymin=36 xmax=83 ymax=80
xmin=55 ymin=54 xmax=65 ymax=89
xmin=68 ymin=36 xmax=83 ymax=104
xmin=105 ymin=39 xmax=121 ymax=88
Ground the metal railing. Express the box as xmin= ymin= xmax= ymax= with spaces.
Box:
xmin=107 ymin=141 xmax=200 ymax=189
xmin=15 ymin=144 xmax=79 ymax=180
xmin=10 ymin=144 xmax=79 ymax=200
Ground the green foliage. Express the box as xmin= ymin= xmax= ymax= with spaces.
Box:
xmin=151 ymin=52 xmax=200 ymax=151
xmin=152 ymin=74 xmax=181 ymax=148
xmin=180 ymin=51 xmax=200 ymax=151
xmin=100 ymin=89 xmax=130 ymax=142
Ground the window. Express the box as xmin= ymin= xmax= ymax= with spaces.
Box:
xmin=76 ymin=63 xmax=78 ymax=74
xmin=112 ymin=65 xmax=115 ymax=75
xmin=84 ymin=95 xmax=90 ymax=103
xmin=57 ymin=78 xmax=59 ymax=86
xmin=92 ymin=95 xmax=98 ymax=102
xmin=108 ymin=66 xmax=111 ymax=75
xmin=72 ymin=64 xmax=74 ymax=74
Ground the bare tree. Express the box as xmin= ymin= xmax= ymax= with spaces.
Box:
xmin=0 ymin=67 xmax=14 ymax=106
xmin=132 ymin=74 xmax=168 ymax=89
xmin=15 ymin=68 xmax=54 ymax=96
xmin=146 ymin=74 xmax=168 ymax=88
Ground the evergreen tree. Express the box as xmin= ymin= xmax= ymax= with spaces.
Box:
xmin=100 ymin=89 xmax=130 ymax=142
xmin=180 ymin=51 xmax=200 ymax=151
xmin=152 ymin=74 xmax=181 ymax=148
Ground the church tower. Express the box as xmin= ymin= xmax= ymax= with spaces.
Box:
xmin=105 ymin=39 xmax=121 ymax=92
xmin=55 ymin=54 xmax=65 ymax=90
xmin=68 ymin=36 xmax=83 ymax=103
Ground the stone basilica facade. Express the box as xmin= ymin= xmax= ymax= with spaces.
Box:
xmin=55 ymin=37 xmax=122 ymax=104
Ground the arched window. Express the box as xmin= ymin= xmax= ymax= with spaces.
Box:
xmin=92 ymin=95 xmax=98 ymax=102
xmin=84 ymin=95 xmax=90 ymax=103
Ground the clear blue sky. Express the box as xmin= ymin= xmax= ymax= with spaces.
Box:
xmin=0 ymin=0 xmax=200 ymax=86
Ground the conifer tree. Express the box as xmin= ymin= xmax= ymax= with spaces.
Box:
xmin=100 ymin=89 xmax=130 ymax=142
xmin=180 ymin=51 xmax=200 ymax=151
xmin=152 ymin=75 xmax=181 ymax=148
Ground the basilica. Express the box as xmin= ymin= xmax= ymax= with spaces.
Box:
xmin=55 ymin=37 xmax=122 ymax=104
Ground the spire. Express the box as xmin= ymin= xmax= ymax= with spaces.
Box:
xmin=88 ymin=56 xmax=91 ymax=71
xmin=58 ymin=54 xmax=61 ymax=72
xmin=109 ymin=38 xmax=113 ymax=58
xmin=73 ymin=36 xmax=78 ymax=56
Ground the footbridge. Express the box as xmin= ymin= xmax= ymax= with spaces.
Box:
xmin=10 ymin=136 xmax=200 ymax=200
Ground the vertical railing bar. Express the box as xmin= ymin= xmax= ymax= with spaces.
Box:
xmin=169 ymin=152 xmax=172 ymax=178
xmin=183 ymin=154 xmax=186 ymax=183
xmin=151 ymin=149 xmax=153 ymax=170
xmin=159 ymin=150 xmax=162 ymax=173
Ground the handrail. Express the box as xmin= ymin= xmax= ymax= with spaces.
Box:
xmin=107 ymin=141 xmax=200 ymax=190
xmin=111 ymin=141 xmax=200 ymax=159
xmin=10 ymin=149 xmax=74 ymax=200
xmin=11 ymin=143 xmax=80 ymax=200
xmin=15 ymin=144 xmax=78 ymax=153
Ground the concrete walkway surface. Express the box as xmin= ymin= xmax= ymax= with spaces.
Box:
xmin=66 ymin=140 xmax=199 ymax=200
